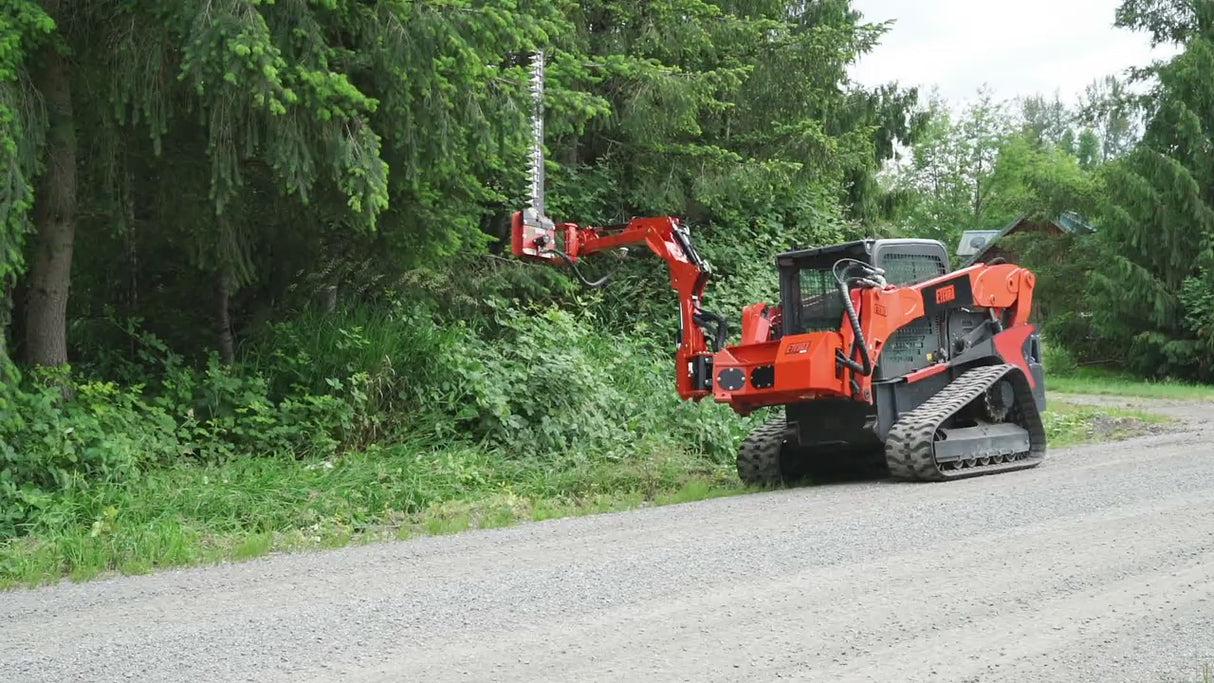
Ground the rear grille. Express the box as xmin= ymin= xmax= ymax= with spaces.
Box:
xmin=881 ymin=252 xmax=947 ymax=285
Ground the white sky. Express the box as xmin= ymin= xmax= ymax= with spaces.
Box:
xmin=848 ymin=0 xmax=1179 ymax=107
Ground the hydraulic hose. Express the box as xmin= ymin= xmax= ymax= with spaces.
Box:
xmin=831 ymin=259 xmax=879 ymax=378
xmin=694 ymin=307 xmax=729 ymax=352
xmin=835 ymin=277 xmax=874 ymax=377
xmin=550 ymin=249 xmax=612 ymax=288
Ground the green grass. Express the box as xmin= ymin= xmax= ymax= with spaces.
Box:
xmin=1048 ymin=367 xmax=1214 ymax=401
xmin=0 ymin=440 xmax=747 ymax=589
xmin=0 ymin=388 xmax=1179 ymax=590
xmin=1043 ymin=399 xmax=1173 ymax=448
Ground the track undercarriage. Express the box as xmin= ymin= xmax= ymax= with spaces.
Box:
xmin=736 ymin=364 xmax=1047 ymax=485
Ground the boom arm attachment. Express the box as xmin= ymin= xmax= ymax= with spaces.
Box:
xmin=511 ymin=211 xmax=722 ymax=400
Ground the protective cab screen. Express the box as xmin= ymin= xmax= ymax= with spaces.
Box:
xmin=797 ymin=269 xmax=845 ymax=334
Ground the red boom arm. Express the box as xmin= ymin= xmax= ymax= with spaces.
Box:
xmin=511 ymin=211 xmax=718 ymax=401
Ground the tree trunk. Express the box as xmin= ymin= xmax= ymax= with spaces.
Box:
xmin=25 ymin=34 xmax=77 ymax=368
xmin=213 ymin=271 xmax=235 ymax=364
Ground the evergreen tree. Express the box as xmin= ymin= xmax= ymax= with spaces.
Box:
xmin=15 ymin=0 xmax=565 ymax=364
xmin=1094 ymin=5 xmax=1214 ymax=378
xmin=1 ymin=1 xmax=921 ymax=370
xmin=0 ymin=1 xmax=52 ymax=370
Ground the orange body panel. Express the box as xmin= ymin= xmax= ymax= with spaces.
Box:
xmin=711 ymin=332 xmax=849 ymax=413
xmin=739 ymin=303 xmax=774 ymax=345
xmin=773 ymin=333 xmax=848 ymax=396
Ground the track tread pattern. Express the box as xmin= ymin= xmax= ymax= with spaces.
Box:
xmin=884 ymin=364 xmax=1046 ymax=482
xmin=736 ymin=416 xmax=787 ymax=486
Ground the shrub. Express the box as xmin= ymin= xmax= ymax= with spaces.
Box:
xmin=1042 ymin=341 xmax=1079 ymax=377
xmin=158 ymin=353 xmax=354 ymax=461
xmin=1 ymin=290 xmax=766 ymax=542
xmin=244 ymin=300 xmax=479 ymax=443
xmin=449 ymin=305 xmax=759 ymax=462
xmin=0 ymin=368 xmax=181 ymax=535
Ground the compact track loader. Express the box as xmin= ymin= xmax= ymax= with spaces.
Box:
xmin=511 ymin=53 xmax=1046 ymax=484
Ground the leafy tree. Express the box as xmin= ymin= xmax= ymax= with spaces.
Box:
xmin=1116 ymin=0 xmax=1208 ymax=46
xmin=880 ymin=87 xmax=1012 ymax=248
xmin=983 ymin=135 xmax=1102 ymax=225
xmin=1078 ymin=76 xmax=1140 ymax=162
xmin=1017 ymin=92 xmax=1075 ymax=152
xmin=1076 ymin=129 xmax=1102 ymax=169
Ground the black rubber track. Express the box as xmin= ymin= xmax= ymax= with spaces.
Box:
xmin=737 ymin=420 xmax=887 ymax=485
xmin=736 ymin=416 xmax=789 ymax=486
xmin=884 ymin=363 xmax=1046 ymax=482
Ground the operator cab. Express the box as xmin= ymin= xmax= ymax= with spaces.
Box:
xmin=775 ymin=238 xmax=950 ymax=334
xmin=775 ymin=238 xmax=952 ymax=381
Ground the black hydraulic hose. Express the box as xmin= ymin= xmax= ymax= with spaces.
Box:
xmin=694 ymin=308 xmax=729 ymax=352
xmin=671 ymin=226 xmax=706 ymax=269
xmin=550 ymin=249 xmax=612 ymax=288
xmin=835 ymin=277 xmax=874 ymax=377
xmin=546 ymin=226 xmax=726 ymax=352
xmin=689 ymin=270 xmax=727 ymax=352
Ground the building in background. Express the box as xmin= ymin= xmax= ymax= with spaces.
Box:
xmin=956 ymin=212 xmax=1095 ymax=266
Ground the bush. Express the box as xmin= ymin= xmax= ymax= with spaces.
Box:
xmin=157 ymin=353 xmax=354 ymax=461
xmin=2 ymin=294 xmax=759 ymax=541
xmin=0 ymin=368 xmax=181 ymax=535
xmin=451 ymin=305 xmax=758 ymax=462
xmin=0 ymin=345 xmax=376 ymax=536
xmin=1042 ymin=341 xmax=1079 ymax=377
xmin=242 ymin=296 xmax=756 ymax=464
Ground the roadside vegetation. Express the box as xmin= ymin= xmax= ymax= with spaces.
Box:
xmin=3 ymin=1 xmax=1214 ymax=587
xmin=1047 ymin=368 xmax=1214 ymax=402
xmin=1041 ymin=399 xmax=1172 ymax=448
xmin=0 ymin=356 xmax=1178 ymax=589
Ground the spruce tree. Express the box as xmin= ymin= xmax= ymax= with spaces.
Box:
xmin=1094 ymin=2 xmax=1214 ymax=378
xmin=0 ymin=1 xmax=52 ymax=370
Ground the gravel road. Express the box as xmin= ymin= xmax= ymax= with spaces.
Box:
xmin=3 ymin=394 xmax=1214 ymax=683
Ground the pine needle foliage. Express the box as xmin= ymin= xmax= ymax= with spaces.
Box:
xmin=1093 ymin=9 xmax=1214 ymax=379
